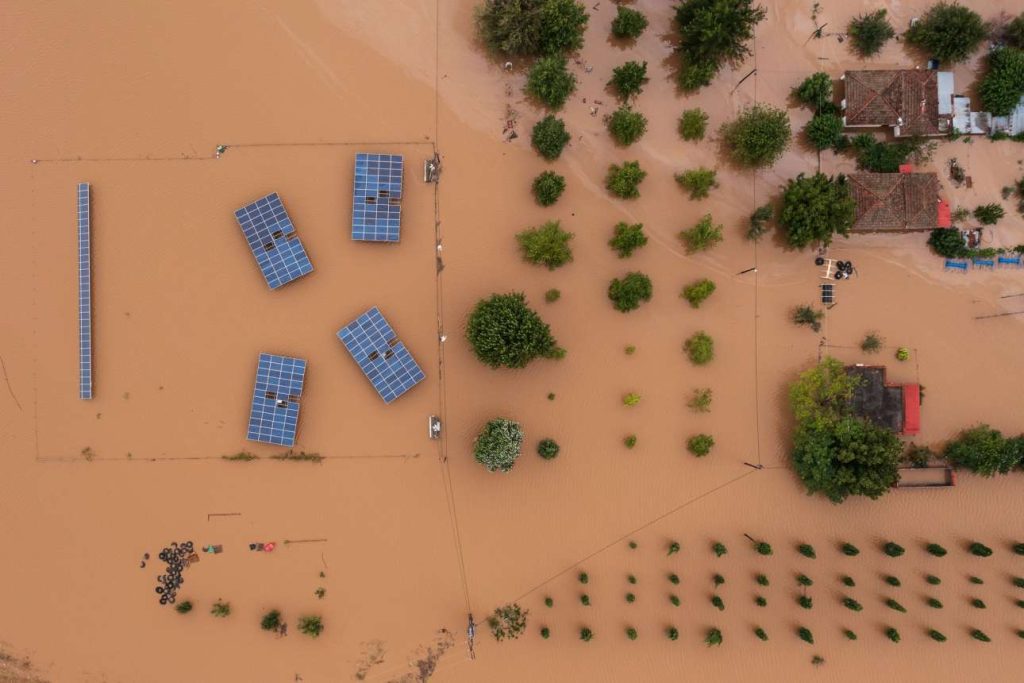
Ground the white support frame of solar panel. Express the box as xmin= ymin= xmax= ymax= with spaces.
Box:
xmin=352 ymin=153 xmax=403 ymax=242
xmin=234 ymin=193 xmax=314 ymax=289
xmin=246 ymin=353 xmax=307 ymax=446
xmin=336 ymin=307 xmax=425 ymax=404
xmin=77 ymin=183 xmax=93 ymax=400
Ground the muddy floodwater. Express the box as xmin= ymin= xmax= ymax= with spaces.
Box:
xmin=2 ymin=0 xmax=1024 ymax=681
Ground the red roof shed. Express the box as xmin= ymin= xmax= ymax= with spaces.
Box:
xmin=902 ymin=385 xmax=921 ymax=436
xmin=937 ymin=200 xmax=951 ymax=228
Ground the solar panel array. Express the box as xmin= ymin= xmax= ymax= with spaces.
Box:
xmin=246 ymin=353 xmax=307 ymax=446
xmin=337 ymin=307 xmax=424 ymax=403
xmin=234 ymin=193 xmax=314 ymax=289
xmin=352 ymin=153 xmax=404 ymax=242
xmin=77 ymin=183 xmax=93 ymax=400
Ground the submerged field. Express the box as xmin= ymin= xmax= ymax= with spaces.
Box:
xmin=1 ymin=0 xmax=1024 ymax=681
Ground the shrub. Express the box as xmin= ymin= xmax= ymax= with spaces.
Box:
xmin=607 ymin=106 xmax=648 ymax=145
xmin=712 ymin=542 xmax=727 ymax=557
xmin=667 ymin=626 xmax=680 ymax=641
xmin=545 ymin=288 xmax=560 ymax=303
xmin=886 ymin=598 xmax=907 ymax=613
xmin=537 ymin=439 xmax=560 ymax=459
xmin=754 ymin=542 xmax=773 ymax=556
xmin=679 ymin=108 xmax=709 ymax=140
xmin=679 ymin=214 xmax=724 ymax=253
xmin=754 ymin=627 xmax=768 ymax=641
xmin=624 ymin=434 xmax=637 ymax=448
xmin=623 ymin=392 xmax=641 ymax=406
xmin=580 ymin=627 xmax=593 ymax=641
xmin=466 ymin=293 xmax=560 ymax=368
xmin=473 ymin=419 xmax=524 ymax=472
xmin=755 ymin=595 xmax=767 ymax=606
xmin=969 ymin=542 xmax=993 ymax=557
xmin=668 ymin=573 xmax=680 ymax=584
xmin=843 ymin=597 xmax=862 ymax=611
xmin=970 ymin=629 xmax=991 ymax=643
xmin=540 ymin=626 xmax=550 ymax=638
xmin=927 ymin=597 xmax=943 ymax=608
xmin=298 ymin=615 xmax=324 ymax=638
xmin=860 ymin=332 xmax=883 ymax=354
xmin=905 ymin=1 xmax=986 ymax=64
xmin=689 ymin=387 xmax=713 ymax=412
xmin=711 ymin=595 xmax=725 ymax=611
xmin=516 ymin=221 xmax=574 ymax=269
xmin=779 ymin=173 xmax=855 ymax=248
xmin=669 ymin=594 xmax=681 ymax=606
xmin=674 ymin=0 xmax=766 ymax=91
xmin=626 ymin=626 xmax=638 ymax=639
xmin=796 ymin=574 xmax=813 ymax=586
xmin=929 ymin=629 xmax=947 ymax=642
xmin=896 ymin=347 xmax=910 ymax=362
xmin=792 ymin=305 xmax=823 ymax=332
xmin=625 ymin=345 xmax=636 ymax=355
xmin=969 ymin=576 xmax=984 ymax=585
xmin=720 ymin=104 xmax=791 ymax=168
xmin=544 ymin=596 xmax=554 ymax=607
xmin=489 ymin=604 xmax=528 ymax=641
xmin=979 ymin=48 xmax=1024 ymax=116
xmin=705 ymin=628 xmax=723 ymax=646
xmin=608 ymin=272 xmax=653 ymax=312
xmin=611 ymin=6 xmax=648 ymax=40
xmin=974 ymin=203 xmax=1006 ymax=226
xmin=526 ymin=56 xmax=577 ymax=109
xmin=805 ymin=113 xmax=844 ymax=150
xmin=1007 ymin=13 xmax=1024 ymax=49
xmin=885 ymin=575 xmax=901 ymax=587
xmin=606 ymin=161 xmax=647 ymax=198
xmin=850 ymin=134 xmax=934 ymax=173
xmin=260 ymin=610 xmax=282 ymax=630
xmin=797 ymin=544 xmax=816 ymax=559
xmin=907 ymin=444 xmax=933 ymax=468
xmin=683 ymin=332 xmax=714 ymax=365
xmin=531 ymin=115 xmax=571 ymax=160
xmin=675 ymin=168 xmax=718 ymax=200
xmin=926 ymin=575 xmax=942 ymax=586
xmin=687 ymin=434 xmax=715 ymax=457
xmin=971 ymin=598 xmax=987 ymax=609
xmin=475 ymin=0 xmax=588 ymax=57
xmin=176 ymin=601 xmax=193 ymax=614
xmin=532 ymin=171 xmax=566 ymax=206
xmin=798 ymin=595 xmax=813 ymax=609
xmin=627 ymin=574 xmax=637 ymax=584
xmin=211 ymin=601 xmax=231 ymax=617
xmin=885 ymin=627 xmax=900 ymax=643
xmin=798 ymin=627 xmax=814 ymax=644
xmin=608 ymin=221 xmax=647 ymax=258
xmin=843 ymin=629 xmax=858 ymax=641
xmin=748 ymin=203 xmax=773 ymax=241
xmin=756 ymin=573 xmax=770 ymax=585
xmin=668 ymin=541 xmax=681 ymax=555
xmin=841 ymin=543 xmax=860 ymax=556
xmin=848 ymin=9 xmax=895 ymax=57
xmin=883 ymin=542 xmax=905 ymax=557
xmin=580 ymin=594 xmax=590 ymax=605
xmin=609 ymin=61 xmax=649 ymax=99
xmin=793 ymin=72 xmax=832 ymax=108
xmin=944 ymin=425 xmax=1019 ymax=476
xmin=682 ymin=279 xmax=716 ymax=308
xmin=841 ymin=575 xmax=855 ymax=587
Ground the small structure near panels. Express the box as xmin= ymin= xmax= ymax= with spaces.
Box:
xmin=234 ymin=193 xmax=314 ymax=289
xmin=352 ymin=153 xmax=404 ymax=242
xmin=989 ymin=94 xmax=1024 ymax=137
xmin=848 ymin=172 xmax=941 ymax=232
xmin=77 ymin=182 xmax=93 ymax=399
xmin=336 ymin=307 xmax=424 ymax=403
xmin=846 ymin=365 xmax=920 ymax=436
xmin=246 ymin=353 xmax=307 ymax=446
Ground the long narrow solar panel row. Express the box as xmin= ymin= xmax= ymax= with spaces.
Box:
xmin=246 ymin=353 xmax=307 ymax=446
xmin=336 ymin=307 xmax=424 ymax=403
xmin=77 ymin=183 xmax=93 ymax=400
xmin=234 ymin=193 xmax=314 ymax=289
xmin=352 ymin=153 xmax=403 ymax=242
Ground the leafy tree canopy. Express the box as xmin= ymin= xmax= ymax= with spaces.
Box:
xmin=944 ymin=425 xmax=1021 ymax=476
xmin=606 ymin=161 xmax=647 ymax=199
xmin=531 ymin=115 xmax=571 ymax=160
xmin=611 ymin=5 xmax=648 ymax=40
xmin=516 ymin=220 xmax=574 ymax=269
xmin=679 ymin=108 xmax=709 ymax=140
xmin=789 ymin=357 xmax=860 ymax=423
xmin=674 ymin=0 xmax=766 ymax=90
xmin=475 ymin=419 xmax=525 ymax=472
xmin=607 ymin=106 xmax=648 ymax=145
xmin=720 ymin=104 xmax=791 ymax=168
xmin=526 ymin=55 xmax=577 ymax=109
xmin=779 ymin=173 xmax=855 ymax=249
xmin=466 ymin=293 xmax=561 ymax=368
xmin=531 ymin=170 xmax=566 ymax=206
xmin=675 ymin=167 xmax=718 ymax=199
xmin=609 ymin=222 xmax=648 ymax=257
xmin=793 ymin=72 xmax=833 ymax=108
xmin=805 ymin=113 xmax=845 ymax=150
xmin=489 ymin=603 xmax=529 ymax=640
xmin=1006 ymin=13 xmax=1024 ymax=49
xmin=608 ymin=272 xmax=653 ymax=312
xmin=904 ymin=1 xmax=986 ymax=64
xmin=476 ymin=0 xmax=588 ymax=57
xmin=979 ymin=48 xmax=1024 ymax=117
xmin=848 ymin=9 xmax=896 ymax=57
xmin=679 ymin=214 xmax=724 ymax=253
xmin=609 ymin=60 xmax=649 ymax=99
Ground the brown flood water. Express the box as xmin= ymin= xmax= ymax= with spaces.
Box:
xmin=2 ymin=0 xmax=1024 ymax=681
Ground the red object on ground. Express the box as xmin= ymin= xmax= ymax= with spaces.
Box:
xmin=902 ymin=384 xmax=921 ymax=436
xmin=263 ymin=542 xmax=276 ymax=552
xmin=898 ymin=163 xmax=914 ymax=174
xmin=936 ymin=200 xmax=951 ymax=228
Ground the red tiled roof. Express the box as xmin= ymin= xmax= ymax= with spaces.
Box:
xmin=848 ymin=172 xmax=940 ymax=232
xmin=844 ymin=70 xmax=943 ymax=137
xmin=902 ymin=385 xmax=920 ymax=436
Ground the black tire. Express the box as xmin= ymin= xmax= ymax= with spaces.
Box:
xmin=155 ymin=586 xmax=164 ymax=594
xmin=159 ymin=596 xmax=168 ymax=605
xmin=834 ymin=272 xmax=843 ymax=280
xmin=814 ymin=257 xmax=825 ymax=266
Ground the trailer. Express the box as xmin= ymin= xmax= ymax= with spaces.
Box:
xmin=894 ymin=466 xmax=956 ymax=489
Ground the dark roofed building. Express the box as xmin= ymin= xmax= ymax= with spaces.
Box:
xmin=848 ymin=172 xmax=939 ymax=232
xmin=846 ymin=365 xmax=920 ymax=436
xmin=842 ymin=70 xmax=951 ymax=137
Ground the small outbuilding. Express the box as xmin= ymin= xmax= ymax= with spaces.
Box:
xmin=846 ymin=365 xmax=920 ymax=436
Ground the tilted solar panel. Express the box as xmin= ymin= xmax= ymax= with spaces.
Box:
xmin=234 ymin=193 xmax=314 ymax=289
xmin=246 ymin=353 xmax=307 ymax=446
xmin=336 ymin=307 xmax=424 ymax=403
xmin=352 ymin=153 xmax=404 ymax=242
xmin=78 ymin=182 xmax=93 ymax=400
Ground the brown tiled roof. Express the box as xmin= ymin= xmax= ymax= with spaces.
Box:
xmin=844 ymin=70 xmax=941 ymax=136
xmin=848 ymin=173 xmax=939 ymax=232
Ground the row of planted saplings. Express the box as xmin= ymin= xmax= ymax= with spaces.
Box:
xmin=173 ymin=600 xmax=324 ymax=638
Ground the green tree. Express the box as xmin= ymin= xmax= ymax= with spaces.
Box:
xmin=779 ymin=173 xmax=855 ymax=248
xmin=841 ymin=542 xmax=860 ymax=556
xmin=679 ymin=108 xmax=709 ymax=140
xmin=1006 ymin=13 xmax=1024 ymax=49
xmin=531 ymin=115 xmax=571 ymax=160
xmin=516 ymin=220 xmax=574 ymax=269
xmin=682 ymin=279 xmax=716 ymax=308
xmin=905 ymin=1 xmax=986 ymax=64
xmin=927 ymin=228 xmax=968 ymax=258
xmin=793 ymin=305 xmax=823 ymax=332
xmin=748 ymin=203 xmax=773 ymax=241
xmin=720 ymin=104 xmax=791 ymax=168
xmin=607 ymin=106 xmax=648 ymax=145
xmin=797 ymin=544 xmax=816 ymax=559
xmin=675 ymin=168 xmax=718 ymax=199
xmin=531 ymin=171 xmax=566 ymax=206
xmin=929 ymin=629 xmax=947 ymax=642
xmin=789 ymin=357 xmax=859 ymax=422
xmin=848 ymin=9 xmax=895 ymax=57
xmin=798 ymin=595 xmax=813 ymax=609
xmin=850 ymin=134 xmax=933 ymax=173
xmin=861 ymin=333 xmax=883 ymax=354
xmin=606 ymin=161 xmax=647 ymax=198
xmin=754 ymin=542 xmax=772 ymax=556
xmin=796 ymin=574 xmax=813 ymax=586
xmin=211 ymin=601 xmax=231 ymax=617
xmin=609 ymin=222 xmax=647 ymax=257
xmin=711 ymin=595 xmax=725 ymax=610
xmin=578 ymin=571 xmax=589 ymax=584
xmin=883 ymin=542 xmax=905 ymax=557
xmin=755 ymin=627 xmax=768 ymax=641
xmin=679 ymin=214 xmax=724 ymax=253
xmin=970 ymin=629 xmax=990 ymax=643
xmin=175 ymin=601 xmax=193 ymax=614
xmin=688 ymin=434 xmax=715 ymax=457
xmin=885 ymin=575 xmax=901 ymax=587
xmin=537 ymin=438 xmax=560 ymax=459
xmin=466 ymin=293 xmax=560 ymax=368
xmin=712 ymin=541 xmax=728 ymax=557
xmin=540 ymin=626 xmax=550 ymax=638
xmin=805 ymin=114 xmax=844 ymax=150
xmin=580 ymin=627 xmax=593 ymax=641
xmin=526 ymin=55 xmax=577 ymax=109
xmin=684 ymin=331 xmax=715 ymax=365
xmin=798 ymin=627 xmax=814 ymax=644
xmin=667 ymin=626 xmax=680 ymax=641
xmin=926 ymin=543 xmax=947 ymax=557
xmin=608 ymin=272 xmax=653 ymax=312
xmin=674 ymin=0 xmax=766 ymax=90
xmin=885 ymin=627 xmax=900 ymax=643
xmin=611 ymin=5 xmax=648 ymax=39
xmin=705 ymin=627 xmax=723 ymax=646
xmin=944 ymin=425 xmax=1017 ymax=476
xmin=475 ymin=0 xmax=588 ymax=57
xmin=841 ymin=575 xmax=855 ymax=587
xmin=793 ymin=72 xmax=833 ymax=108
xmin=626 ymin=626 xmax=638 ymax=639
xmin=298 ymin=615 xmax=324 ymax=638
xmin=756 ymin=573 xmax=770 ymax=584
xmin=969 ymin=542 xmax=993 ymax=557
xmin=489 ymin=603 xmax=528 ymax=641
xmin=843 ymin=629 xmax=858 ymax=640
xmin=843 ymin=597 xmax=863 ymax=611
xmin=886 ymin=598 xmax=907 ymax=613
xmin=689 ymin=387 xmax=713 ymax=412
xmin=260 ymin=610 xmax=282 ymax=631
xmin=974 ymin=203 xmax=1006 ymax=226
xmin=474 ymin=419 xmax=524 ymax=472
xmin=979 ymin=48 xmax=1024 ymax=116
xmin=609 ymin=61 xmax=649 ymax=99
xmin=545 ymin=288 xmax=560 ymax=303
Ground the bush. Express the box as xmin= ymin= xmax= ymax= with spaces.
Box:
xmin=756 ymin=573 xmax=770 ymax=585
xmin=607 ymin=106 xmax=648 ymax=145
xmin=971 ymin=598 xmax=987 ymax=609
xmin=624 ymin=434 xmax=637 ymax=449
xmin=979 ymin=48 xmax=1024 ymax=116
xmin=705 ymin=628 xmax=723 ymax=646
xmin=540 ymin=626 xmax=550 ymax=638
xmin=679 ymin=214 xmax=724 ymax=253
xmin=176 ymin=601 xmax=193 ymax=614
xmin=779 ymin=173 xmax=855 ymax=248
xmin=608 ymin=272 xmax=653 ymax=312
xmin=609 ymin=222 xmax=647 ymax=257
xmin=688 ymin=434 xmax=715 ymax=457
xmin=885 ymin=627 xmax=900 ymax=643
xmin=841 ymin=542 xmax=860 ymax=556
xmin=974 ymin=203 xmax=1006 ymax=226
xmin=929 ymin=629 xmax=947 ymax=642
xmin=848 ymin=9 xmax=895 ymax=57
xmin=689 ymin=387 xmax=713 ymax=412
xmin=626 ymin=626 xmax=638 ymax=639
xmin=755 ymin=595 xmax=767 ymax=606
xmin=796 ymin=574 xmax=813 ymax=586
xmin=605 ymin=161 xmax=647 ymax=198
xmin=798 ymin=627 xmax=814 ymax=644
xmin=580 ymin=594 xmax=590 ymax=605
xmin=537 ymin=439 xmax=560 ymax=459
xmin=720 ymin=104 xmax=791 ymax=168
xmin=532 ymin=171 xmax=566 ymax=206
xmin=675 ymin=168 xmax=718 ymax=199
xmin=926 ymin=543 xmax=947 ymax=557
xmin=926 ymin=575 xmax=942 ymax=585
xmin=674 ymin=0 xmax=766 ymax=91
xmin=580 ymin=627 xmax=593 ymax=641
xmin=1007 ymin=13 xmax=1024 ymax=49
xmin=793 ymin=72 xmax=833 ymax=108
xmin=843 ymin=629 xmax=858 ymax=641
xmin=489 ymin=603 xmax=528 ymax=641
xmin=969 ymin=542 xmax=993 ymax=557
xmin=843 ymin=597 xmax=863 ymax=611
xmin=793 ymin=305 xmax=823 ymax=332
xmin=668 ymin=573 xmax=680 ymax=584
xmin=516 ymin=220 xmax=574 ymax=269
xmin=896 ymin=347 xmax=910 ymax=362
xmin=805 ymin=113 xmax=844 ymax=150
xmin=612 ymin=5 xmax=648 ymax=39
xmin=970 ymin=576 xmax=984 ymax=584
xmin=970 ymin=629 xmax=991 ymax=643
xmin=841 ymin=575 xmax=855 ymax=587
xmin=526 ymin=56 xmax=577 ymax=109
xmin=797 ymin=544 xmax=816 ymax=559
xmin=927 ymin=597 xmax=943 ymax=608
xmin=261 ymin=610 xmax=282 ymax=631
xmin=883 ymin=542 xmax=905 ymax=557
xmin=545 ymin=288 xmax=560 ymax=303
xmin=905 ymin=1 xmax=986 ymax=64
xmin=754 ymin=627 xmax=768 ymax=641
xmin=754 ymin=542 xmax=772 ymax=556
xmin=944 ymin=425 xmax=1019 ymax=476
xmin=298 ymin=615 xmax=324 ymax=638
xmin=475 ymin=0 xmax=588 ymax=57
xmin=684 ymin=332 xmax=715 ymax=365
xmin=711 ymin=595 xmax=725 ymax=610
xmin=211 ymin=601 xmax=231 ymax=618
xmin=609 ymin=61 xmax=649 ymax=99
xmin=712 ymin=541 xmax=727 ymax=557
xmin=850 ymin=134 xmax=934 ymax=173
xmin=466 ymin=293 xmax=560 ymax=368
xmin=544 ymin=596 xmax=554 ymax=607
xmin=679 ymin=108 xmax=709 ymax=140
xmin=886 ymin=598 xmax=906 ymax=613
xmin=861 ymin=333 xmax=883 ymax=353
xmin=682 ymin=279 xmax=716 ymax=308
xmin=531 ymin=115 xmax=571 ymax=160
xmin=798 ymin=595 xmax=813 ymax=609
xmin=474 ymin=419 xmax=524 ymax=472
xmin=748 ymin=203 xmax=772 ymax=241
xmin=623 ymin=392 xmax=641 ymax=406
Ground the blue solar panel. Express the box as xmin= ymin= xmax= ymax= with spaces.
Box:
xmin=246 ymin=353 xmax=307 ymax=446
xmin=77 ymin=183 xmax=93 ymax=400
xmin=352 ymin=153 xmax=403 ymax=242
xmin=336 ymin=307 xmax=425 ymax=403
xmin=234 ymin=193 xmax=314 ymax=289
